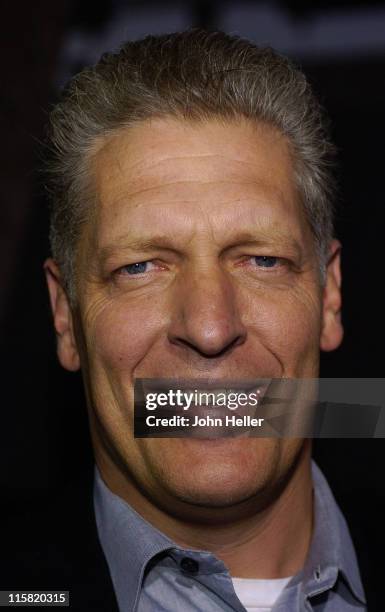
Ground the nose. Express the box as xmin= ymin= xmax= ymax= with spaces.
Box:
xmin=167 ymin=265 xmax=247 ymax=358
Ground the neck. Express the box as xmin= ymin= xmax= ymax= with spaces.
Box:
xmin=95 ymin=440 xmax=313 ymax=579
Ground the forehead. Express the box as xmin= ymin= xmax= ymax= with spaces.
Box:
xmin=88 ymin=116 xmax=308 ymax=247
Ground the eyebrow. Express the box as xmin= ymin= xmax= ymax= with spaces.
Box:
xmin=97 ymin=229 xmax=305 ymax=264
xmin=97 ymin=235 xmax=182 ymax=264
xmin=220 ymin=231 xmax=304 ymax=256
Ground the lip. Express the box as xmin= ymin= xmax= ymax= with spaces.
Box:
xmin=138 ymin=379 xmax=272 ymax=418
xmin=135 ymin=378 xmax=315 ymax=439
xmin=139 ymin=377 xmax=272 ymax=394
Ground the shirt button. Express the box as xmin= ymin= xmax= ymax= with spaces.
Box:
xmin=180 ymin=557 xmax=199 ymax=574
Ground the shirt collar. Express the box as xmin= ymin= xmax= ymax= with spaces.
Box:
xmin=299 ymin=461 xmax=366 ymax=606
xmin=93 ymin=468 xmax=174 ymax=612
xmin=94 ymin=460 xmax=366 ymax=611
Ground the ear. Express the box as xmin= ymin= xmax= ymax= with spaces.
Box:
xmin=44 ymin=258 xmax=81 ymax=371
xmin=320 ymin=239 xmax=344 ymax=352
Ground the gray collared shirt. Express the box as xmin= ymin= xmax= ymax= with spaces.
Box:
xmin=94 ymin=461 xmax=366 ymax=611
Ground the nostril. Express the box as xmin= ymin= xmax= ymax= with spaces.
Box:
xmin=169 ymin=333 xmax=245 ymax=359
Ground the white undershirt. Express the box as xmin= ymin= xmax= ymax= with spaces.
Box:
xmin=232 ymin=576 xmax=292 ymax=612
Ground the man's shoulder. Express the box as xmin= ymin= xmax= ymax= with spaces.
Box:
xmin=1 ymin=472 xmax=119 ymax=612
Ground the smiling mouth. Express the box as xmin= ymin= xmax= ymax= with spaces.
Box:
xmin=139 ymin=378 xmax=273 ymax=413
xmin=141 ymin=378 xmax=271 ymax=391
xmin=135 ymin=377 xmax=317 ymax=440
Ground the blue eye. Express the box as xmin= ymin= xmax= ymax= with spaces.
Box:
xmin=253 ymin=256 xmax=278 ymax=268
xmin=123 ymin=262 xmax=149 ymax=274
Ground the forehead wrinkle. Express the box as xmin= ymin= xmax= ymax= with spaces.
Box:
xmin=96 ymin=143 xmax=292 ymax=192
xmin=123 ymin=153 xmax=267 ymax=177
xmin=94 ymin=192 xmax=305 ymax=253
xmin=95 ymin=114 xmax=290 ymax=173
xmin=91 ymin=118 xmax=305 ymax=249
xmin=99 ymin=178 xmax=293 ymax=216
xmin=96 ymin=133 xmax=263 ymax=177
xmin=93 ymin=125 xmax=296 ymax=215
xmin=126 ymin=158 xmax=287 ymax=188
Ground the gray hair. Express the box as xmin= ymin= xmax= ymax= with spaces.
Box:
xmin=45 ymin=28 xmax=336 ymax=303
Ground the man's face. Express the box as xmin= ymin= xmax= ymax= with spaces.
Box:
xmin=46 ymin=117 xmax=342 ymax=515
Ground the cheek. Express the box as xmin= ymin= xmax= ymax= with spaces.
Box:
xmin=245 ymin=287 xmax=322 ymax=372
xmin=85 ymin=295 xmax=167 ymax=377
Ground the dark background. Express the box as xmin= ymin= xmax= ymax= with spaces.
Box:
xmin=1 ymin=0 xmax=384 ymax=535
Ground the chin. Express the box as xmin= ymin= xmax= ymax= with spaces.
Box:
xmin=170 ymin=474 xmax=265 ymax=509
xmin=147 ymin=437 xmax=284 ymax=511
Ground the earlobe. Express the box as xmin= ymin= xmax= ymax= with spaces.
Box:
xmin=320 ymin=240 xmax=344 ymax=352
xmin=44 ymin=258 xmax=81 ymax=371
